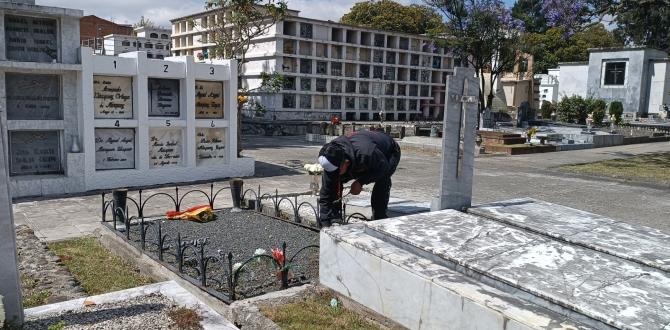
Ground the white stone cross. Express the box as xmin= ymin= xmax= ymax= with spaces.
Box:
xmin=431 ymin=67 xmax=480 ymax=211
xmin=0 ymin=125 xmax=24 ymax=325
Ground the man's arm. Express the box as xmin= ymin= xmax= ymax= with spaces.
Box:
xmin=355 ymin=148 xmax=390 ymax=185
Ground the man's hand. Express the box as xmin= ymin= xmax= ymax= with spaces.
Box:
xmin=350 ymin=181 xmax=362 ymax=195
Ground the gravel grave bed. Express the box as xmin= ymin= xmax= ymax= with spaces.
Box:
xmin=118 ymin=209 xmax=320 ymax=299
xmin=23 ymin=293 xmax=190 ymax=330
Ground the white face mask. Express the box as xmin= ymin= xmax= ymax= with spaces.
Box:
xmin=318 ymin=156 xmax=338 ymax=172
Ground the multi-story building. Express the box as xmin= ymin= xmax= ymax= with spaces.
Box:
xmin=171 ymin=9 xmax=454 ymax=121
xmin=80 ymin=15 xmax=133 ymax=51
xmin=101 ymin=26 xmax=171 ymax=59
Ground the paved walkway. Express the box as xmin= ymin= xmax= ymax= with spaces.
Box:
xmin=12 ymin=136 xmax=670 ymax=241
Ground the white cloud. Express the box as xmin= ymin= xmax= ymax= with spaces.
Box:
xmin=39 ymin=0 xmax=420 ymax=27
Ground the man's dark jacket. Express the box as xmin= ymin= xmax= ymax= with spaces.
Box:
xmin=319 ymin=130 xmax=400 ymax=220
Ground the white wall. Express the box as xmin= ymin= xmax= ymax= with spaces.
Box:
xmin=80 ymin=48 xmax=253 ymax=191
xmin=648 ymin=60 xmax=670 ymax=115
xmin=558 ymin=64 xmax=588 ymax=99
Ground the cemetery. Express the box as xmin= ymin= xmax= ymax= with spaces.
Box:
xmin=0 ymin=2 xmax=669 ymax=329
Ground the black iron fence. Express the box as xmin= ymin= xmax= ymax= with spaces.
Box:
xmin=100 ymin=181 xmax=367 ymax=303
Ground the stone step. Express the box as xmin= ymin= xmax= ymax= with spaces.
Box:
xmin=468 ymin=198 xmax=670 ymax=272
xmin=363 ymin=210 xmax=670 ymax=330
xmin=320 ymin=224 xmax=593 ymax=330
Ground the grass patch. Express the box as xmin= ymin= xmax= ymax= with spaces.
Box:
xmin=48 ymin=237 xmax=153 ymax=295
xmin=558 ymin=152 xmax=670 ymax=185
xmin=261 ymin=292 xmax=380 ymax=330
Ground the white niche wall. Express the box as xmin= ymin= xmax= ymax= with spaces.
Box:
xmin=80 ymin=48 xmax=253 ymax=191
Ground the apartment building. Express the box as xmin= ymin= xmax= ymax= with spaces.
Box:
xmin=102 ymin=26 xmax=172 ymax=59
xmin=171 ymin=9 xmax=454 ymax=121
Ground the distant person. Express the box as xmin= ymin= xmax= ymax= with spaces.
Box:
xmin=317 ymin=130 xmax=401 ymax=227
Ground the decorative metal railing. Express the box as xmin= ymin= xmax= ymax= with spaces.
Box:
xmin=100 ymin=181 xmax=367 ymax=303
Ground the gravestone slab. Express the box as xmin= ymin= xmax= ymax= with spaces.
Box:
xmin=0 ymin=126 xmax=24 ymax=324
xmin=149 ymin=128 xmax=182 ymax=168
xmin=95 ymin=128 xmax=135 ymax=170
xmin=195 ymin=81 xmax=224 ymax=119
xmin=9 ymin=131 xmax=61 ymax=176
xmin=5 ymin=15 xmax=58 ymax=63
xmin=148 ymin=78 xmax=180 ymax=117
xmin=195 ymin=128 xmax=226 ymax=166
xmin=365 ymin=210 xmax=670 ymax=329
xmin=93 ymin=76 xmax=133 ymax=119
xmin=469 ymin=198 xmax=670 ymax=272
xmin=6 ymin=73 xmax=61 ymax=120
xmin=431 ymin=67 xmax=479 ymax=211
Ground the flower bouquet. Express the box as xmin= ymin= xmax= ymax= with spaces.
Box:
xmin=525 ymin=127 xmax=538 ymax=145
xmin=304 ymin=163 xmax=324 ymax=195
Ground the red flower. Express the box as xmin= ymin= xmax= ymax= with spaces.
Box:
xmin=271 ymin=247 xmax=285 ymax=265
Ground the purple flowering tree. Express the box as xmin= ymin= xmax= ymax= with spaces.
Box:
xmin=425 ymin=0 xmax=525 ymax=113
xmin=541 ymin=0 xmax=591 ymax=36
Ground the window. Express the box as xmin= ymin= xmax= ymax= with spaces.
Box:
xmin=150 ymin=33 xmax=159 ymax=38
xmin=156 ymin=44 xmax=164 ymax=50
xmin=300 ymin=78 xmax=311 ymax=91
xmin=156 ymin=55 xmax=164 ymax=59
xmin=145 ymin=43 xmax=153 ymax=49
xmin=331 ymin=96 xmax=342 ymax=109
xmin=316 ymin=61 xmax=327 ymax=75
xmin=603 ymin=62 xmax=626 ymax=86
xmin=300 ymin=23 xmax=313 ymax=38
xmin=300 ymin=59 xmax=312 ymax=74
xmin=345 ymin=80 xmax=356 ymax=93
xmin=121 ymin=40 xmax=131 ymax=46
xmin=331 ymin=62 xmax=342 ymax=76
xmin=283 ymin=77 xmax=296 ymax=90
xmin=283 ymin=94 xmax=296 ymax=108
xmin=331 ymin=79 xmax=342 ymax=93
xmin=161 ymin=34 xmax=169 ymax=39
xmin=300 ymin=95 xmax=312 ymax=109
xmin=316 ymin=79 xmax=327 ymax=92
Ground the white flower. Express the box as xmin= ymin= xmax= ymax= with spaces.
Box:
xmin=304 ymin=163 xmax=324 ymax=175
xmin=253 ymin=248 xmax=266 ymax=256
xmin=232 ymin=262 xmax=243 ymax=273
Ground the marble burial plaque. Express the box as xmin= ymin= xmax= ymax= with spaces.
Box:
xmin=195 ymin=81 xmax=224 ymax=119
xmin=94 ymin=76 xmax=133 ymax=119
xmin=6 ymin=73 xmax=60 ymax=120
xmin=9 ymin=130 xmax=61 ymax=176
xmin=148 ymin=78 xmax=180 ymax=117
xmin=95 ymin=128 xmax=135 ymax=170
xmin=196 ymin=128 xmax=226 ymax=166
xmin=5 ymin=15 xmax=58 ymax=63
xmin=149 ymin=128 xmax=183 ymax=168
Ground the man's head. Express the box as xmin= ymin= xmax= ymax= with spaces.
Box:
xmin=318 ymin=143 xmax=350 ymax=175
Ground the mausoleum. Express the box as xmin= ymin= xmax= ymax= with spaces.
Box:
xmin=0 ymin=0 xmax=253 ymax=198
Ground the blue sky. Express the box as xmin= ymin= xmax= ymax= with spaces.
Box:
xmin=42 ymin=0 xmax=519 ymax=28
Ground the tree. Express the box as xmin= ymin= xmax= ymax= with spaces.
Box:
xmin=609 ymin=101 xmax=624 ymax=124
xmin=556 ymin=95 xmax=589 ymax=124
xmin=540 ymin=0 xmax=670 ymax=52
xmin=512 ymin=0 xmax=547 ymax=33
xmin=206 ymin=0 xmax=288 ymax=72
xmin=540 ymin=101 xmax=554 ymax=119
xmin=205 ymin=0 xmax=288 ymax=156
xmin=425 ymin=0 xmax=524 ymax=114
xmin=523 ymin=24 xmax=621 ymax=73
xmin=134 ymin=16 xmax=155 ymax=29
xmin=612 ymin=0 xmax=670 ymax=52
xmin=588 ymin=99 xmax=607 ymax=125
xmin=340 ymin=0 xmax=445 ymax=35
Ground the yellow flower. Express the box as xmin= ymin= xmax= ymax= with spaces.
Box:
xmin=237 ymin=95 xmax=248 ymax=104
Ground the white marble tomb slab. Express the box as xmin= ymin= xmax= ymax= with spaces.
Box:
xmin=321 ymin=224 xmax=591 ymax=330
xmin=365 ymin=210 xmax=670 ymax=330
xmin=468 ymin=198 xmax=670 ymax=271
